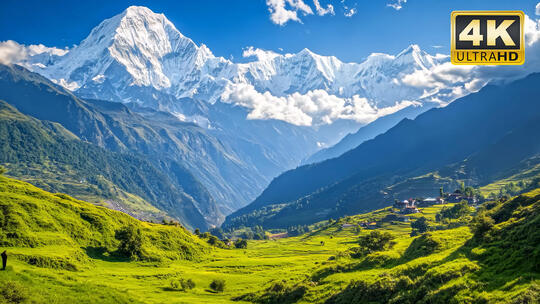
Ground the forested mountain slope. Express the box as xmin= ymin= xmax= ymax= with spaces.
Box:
xmin=0 ymin=101 xmax=209 ymax=229
xmin=225 ymin=73 xmax=540 ymax=229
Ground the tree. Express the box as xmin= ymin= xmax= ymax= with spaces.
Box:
xmin=170 ymin=278 xmax=196 ymax=291
xmin=209 ymin=227 xmax=224 ymax=239
xmin=410 ymin=217 xmax=429 ymax=236
xmin=463 ymin=186 xmax=475 ymax=197
xmin=234 ymin=238 xmax=248 ymax=249
xmin=194 ymin=228 xmax=200 ymax=236
xmin=207 ymin=235 xmax=220 ymax=246
xmin=470 ymin=213 xmax=494 ymax=239
xmin=439 ymin=186 xmax=444 ymax=197
xmin=437 ymin=201 xmax=471 ymax=221
xmin=115 ymin=225 xmax=143 ymax=259
xmin=210 ymin=279 xmax=225 ymax=292
xmin=357 ymin=231 xmax=395 ymax=254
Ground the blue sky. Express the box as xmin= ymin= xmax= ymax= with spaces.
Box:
xmin=0 ymin=0 xmax=538 ymax=62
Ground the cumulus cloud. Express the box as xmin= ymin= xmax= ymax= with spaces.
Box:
xmin=0 ymin=40 xmax=28 ymax=64
xmin=387 ymin=0 xmax=407 ymax=10
xmin=344 ymin=8 xmax=357 ymax=18
xmin=399 ymin=14 xmax=540 ymax=104
xmin=221 ymin=83 xmax=419 ymax=126
xmin=0 ymin=40 xmax=67 ymax=67
xmin=536 ymin=2 xmax=540 ymax=15
xmin=266 ymin=0 xmax=313 ymax=25
xmin=242 ymin=46 xmax=280 ymax=61
xmin=313 ymin=0 xmax=334 ymax=16
xmin=266 ymin=0 xmax=338 ymax=25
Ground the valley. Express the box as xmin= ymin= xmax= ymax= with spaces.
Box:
xmin=1 ymin=3 xmax=539 ymax=303
xmin=0 ymin=174 xmax=538 ymax=303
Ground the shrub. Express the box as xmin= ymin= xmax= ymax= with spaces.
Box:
xmin=403 ymin=233 xmax=440 ymax=260
xmin=469 ymin=213 xmax=494 ymax=240
xmin=170 ymin=278 xmax=196 ymax=291
xmin=356 ymin=231 xmax=395 ymax=256
xmin=115 ymin=225 xmax=143 ymax=259
xmin=234 ymin=238 xmax=248 ymax=249
xmin=210 ymin=279 xmax=225 ymax=292
xmin=207 ymin=235 xmax=219 ymax=246
xmin=410 ymin=217 xmax=429 ymax=236
xmin=436 ymin=201 xmax=471 ymax=221
xmin=0 ymin=281 xmax=27 ymax=303
xmin=233 ymin=282 xmax=308 ymax=304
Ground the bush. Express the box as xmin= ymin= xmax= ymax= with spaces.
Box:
xmin=115 ymin=225 xmax=143 ymax=259
xmin=0 ymin=166 xmax=6 ymax=175
xmin=210 ymin=279 xmax=225 ymax=292
xmin=207 ymin=235 xmax=219 ymax=246
xmin=233 ymin=282 xmax=308 ymax=304
xmin=0 ymin=281 xmax=27 ymax=303
xmin=234 ymin=238 xmax=248 ymax=249
xmin=410 ymin=217 xmax=429 ymax=236
xmin=469 ymin=213 xmax=494 ymax=240
xmin=403 ymin=233 xmax=440 ymax=260
xmin=170 ymin=278 xmax=196 ymax=291
xmin=356 ymin=231 xmax=395 ymax=255
xmin=436 ymin=201 xmax=471 ymax=221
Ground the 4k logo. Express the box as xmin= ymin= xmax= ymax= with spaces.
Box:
xmin=451 ymin=11 xmax=524 ymax=65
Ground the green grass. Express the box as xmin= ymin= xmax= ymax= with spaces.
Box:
xmin=480 ymin=163 xmax=540 ymax=197
xmin=0 ymin=175 xmax=538 ymax=303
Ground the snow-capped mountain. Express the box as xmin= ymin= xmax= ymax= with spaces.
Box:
xmin=3 ymin=5 xmax=539 ymax=226
xmin=8 ymin=5 xmax=539 ymax=129
xmin=19 ymin=6 xmax=453 ymax=126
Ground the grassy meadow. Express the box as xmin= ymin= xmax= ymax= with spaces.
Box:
xmin=0 ymin=175 xmax=538 ymax=303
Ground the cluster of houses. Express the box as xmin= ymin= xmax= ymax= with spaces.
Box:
xmin=393 ymin=190 xmax=480 ymax=214
xmin=392 ymin=197 xmax=445 ymax=214
xmin=338 ymin=189 xmax=481 ymax=231
xmin=445 ymin=192 xmax=479 ymax=204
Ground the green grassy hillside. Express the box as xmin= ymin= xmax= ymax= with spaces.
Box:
xmin=0 ymin=174 xmax=538 ymax=303
xmin=0 ymin=100 xmax=210 ymax=229
xmin=0 ymin=175 xmax=208 ymax=261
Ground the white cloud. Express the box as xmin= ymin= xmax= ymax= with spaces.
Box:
xmin=536 ymin=2 xmax=540 ymax=15
xmin=399 ymin=14 xmax=540 ymax=104
xmin=266 ymin=0 xmax=337 ymax=25
xmin=387 ymin=0 xmax=407 ymax=10
xmin=0 ymin=40 xmax=67 ymax=67
xmin=221 ymin=82 xmax=419 ymax=126
xmin=344 ymin=8 xmax=357 ymax=17
xmin=313 ymin=0 xmax=334 ymax=16
xmin=242 ymin=46 xmax=280 ymax=61
xmin=0 ymin=40 xmax=28 ymax=65
xmin=266 ymin=0 xmax=314 ymax=25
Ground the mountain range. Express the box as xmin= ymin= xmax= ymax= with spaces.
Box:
xmin=224 ymin=72 xmax=540 ymax=229
xmin=2 ymin=5 xmax=538 ymax=229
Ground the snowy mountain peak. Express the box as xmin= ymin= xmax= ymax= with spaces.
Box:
xmin=393 ymin=44 xmax=433 ymax=70
xmin=6 ymin=5 xmax=480 ymax=127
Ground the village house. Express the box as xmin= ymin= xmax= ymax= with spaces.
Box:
xmin=417 ymin=197 xmax=444 ymax=207
xmin=393 ymin=198 xmax=420 ymax=214
xmin=446 ymin=192 xmax=477 ymax=204
xmin=401 ymin=205 xmax=420 ymax=214
xmin=393 ymin=199 xmax=414 ymax=209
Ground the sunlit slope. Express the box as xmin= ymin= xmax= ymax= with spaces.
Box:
xmin=0 ymin=175 xmax=208 ymax=263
